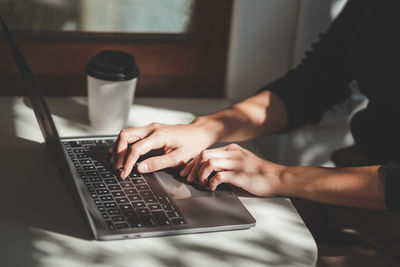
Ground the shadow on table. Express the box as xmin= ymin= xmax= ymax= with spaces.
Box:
xmin=0 ymin=134 xmax=93 ymax=240
xmin=11 ymin=198 xmax=315 ymax=267
xmin=139 ymin=197 xmax=316 ymax=267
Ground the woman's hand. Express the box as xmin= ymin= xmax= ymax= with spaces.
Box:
xmin=110 ymin=119 xmax=218 ymax=178
xmin=179 ymin=143 xmax=284 ymax=197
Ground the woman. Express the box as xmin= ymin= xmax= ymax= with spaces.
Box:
xmin=111 ymin=0 xmax=400 ymax=264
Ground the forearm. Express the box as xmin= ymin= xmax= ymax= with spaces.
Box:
xmin=192 ymin=90 xmax=288 ymax=144
xmin=278 ymin=165 xmax=386 ymax=209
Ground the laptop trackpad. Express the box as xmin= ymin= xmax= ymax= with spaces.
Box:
xmin=156 ymin=170 xmax=233 ymax=200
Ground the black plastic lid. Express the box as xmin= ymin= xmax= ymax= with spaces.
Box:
xmin=85 ymin=50 xmax=139 ymax=81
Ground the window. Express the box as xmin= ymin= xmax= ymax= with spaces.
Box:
xmin=0 ymin=0 xmax=232 ymax=97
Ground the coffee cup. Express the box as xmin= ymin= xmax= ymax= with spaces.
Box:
xmin=85 ymin=50 xmax=139 ymax=129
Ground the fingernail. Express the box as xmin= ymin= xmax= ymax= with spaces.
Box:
xmin=120 ymin=170 xmax=125 ymax=178
xmin=138 ymin=163 xmax=148 ymax=173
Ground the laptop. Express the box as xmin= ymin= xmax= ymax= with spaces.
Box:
xmin=0 ymin=16 xmax=256 ymax=240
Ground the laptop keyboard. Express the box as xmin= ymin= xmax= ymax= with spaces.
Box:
xmin=63 ymin=139 xmax=187 ymax=231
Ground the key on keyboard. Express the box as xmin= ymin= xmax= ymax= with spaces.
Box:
xmin=63 ymin=138 xmax=187 ymax=230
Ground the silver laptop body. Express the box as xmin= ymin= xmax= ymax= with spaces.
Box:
xmin=1 ymin=16 xmax=256 ymax=240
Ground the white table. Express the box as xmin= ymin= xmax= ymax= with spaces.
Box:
xmin=0 ymin=97 xmax=317 ymax=267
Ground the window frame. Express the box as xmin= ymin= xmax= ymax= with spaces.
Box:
xmin=0 ymin=0 xmax=233 ymax=97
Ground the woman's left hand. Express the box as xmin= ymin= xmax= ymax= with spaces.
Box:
xmin=179 ymin=143 xmax=284 ymax=197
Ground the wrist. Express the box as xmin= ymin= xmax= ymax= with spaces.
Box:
xmin=275 ymin=165 xmax=295 ymax=197
xmin=277 ymin=165 xmax=313 ymax=199
xmin=259 ymin=161 xmax=290 ymax=197
xmin=191 ymin=115 xmax=225 ymax=145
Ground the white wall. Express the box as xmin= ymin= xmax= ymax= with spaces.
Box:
xmin=225 ymin=0 xmax=300 ymax=102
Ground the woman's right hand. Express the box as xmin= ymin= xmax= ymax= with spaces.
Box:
xmin=110 ymin=119 xmax=218 ymax=178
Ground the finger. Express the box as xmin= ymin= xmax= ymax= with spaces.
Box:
xmin=180 ymin=158 xmax=196 ymax=177
xmin=139 ymin=150 xmax=184 ymax=173
xmin=121 ymin=135 xmax=165 ymax=178
xmin=112 ymin=128 xmax=150 ymax=169
xmin=182 ymin=148 xmax=224 ymax=178
xmin=184 ymin=148 xmax=231 ymax=181
xmin=198 ymin=149 xmax=238 ymax=163
xmin=197 ymin=158 xmax=240 ymax=186
xmin=224 ymin=143 xmax=242 ymax=151
xmin=109 ymin=136 xmax=121 ymax=165
xmin=113 ymin=140 xmax=130 ymax=170
xmin=208 ymin=171 xmax=244 ymax=191
xmin=187 ymin=157 xmax=201 ymax=183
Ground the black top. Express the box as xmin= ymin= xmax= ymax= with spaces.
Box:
xmin=260 ymin=0 xmax=400 ymax=211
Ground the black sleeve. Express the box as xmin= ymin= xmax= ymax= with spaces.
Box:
xmin=259 ymin=0 xmax=360 ymax=131
xmin=385 ymin=162 xmax=400 ymax=211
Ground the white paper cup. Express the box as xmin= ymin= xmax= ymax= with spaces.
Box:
xmin=85 ymin=50 xmax=139 ymax=129
xmin=87 ymin=76 xmax=137 ymax=129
